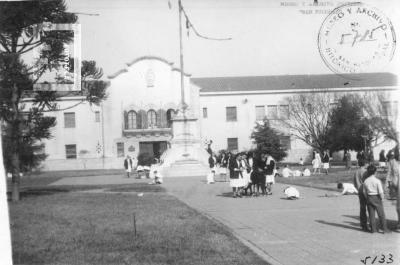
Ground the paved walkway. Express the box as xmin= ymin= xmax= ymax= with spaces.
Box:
xmin=162 ymin=177 xmax=400 ymax=265
xmin=50 ymin=174 xmax=400 ymax=265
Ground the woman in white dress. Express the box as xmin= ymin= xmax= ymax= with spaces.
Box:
xmin=312 ymin=151 xmax=321 ymax=174
xmin=265 ymin=154 xmax=276 ymax=195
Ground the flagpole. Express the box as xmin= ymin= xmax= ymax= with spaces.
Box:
xmin=178 ymin=0 xmax=188 ymax=154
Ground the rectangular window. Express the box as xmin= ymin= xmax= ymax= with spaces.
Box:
xmin=266 ymin=105 xmax=278 ymax=120
xmin=382 ymin=101 xmax=390 ymax=117
xmin=329 ymin=103 xmax=338 ymax=109
xmin=203 ymin=107 xmax=208 ymax=118
xmin=226 ymin=106 xmax=237 ymax=121
xmin=255 ymin=106 xmax=265 ymax=121
xmin=117 ymin=142 xmax=125 ymax=157
xmin=95 ymin=111 xmax=100 ymax=122
xmin=279 ymin=105 xmax=289 ymax=120
xmin=279 ymin=136 xmax=291 ymax=150
xmin=64 ymin=112 xmax=76 ymax=128
xmin=227 ymin=138 xmax=238 ymax=151
xmin=65 ymin=144 xmax=77 ymax=159
xmin=393 ymin=101 xmax=398 ymax=118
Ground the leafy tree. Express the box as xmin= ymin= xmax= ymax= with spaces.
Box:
xmin=326 ymin=95 xmax=370 ymax=152
xmin=0 ymin=1 xmax=107 ymax=201
xmin=251 ymin=119 xmax=287 ymax=162
xmin=280 ymin=93 xmax=333 ymax=153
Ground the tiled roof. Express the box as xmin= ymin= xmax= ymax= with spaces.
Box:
xmin=192 ymin=73 xmax=397 ymax=93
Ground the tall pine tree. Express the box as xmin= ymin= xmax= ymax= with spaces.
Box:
xmin=0 ymin=1 xmax=107 ymax=201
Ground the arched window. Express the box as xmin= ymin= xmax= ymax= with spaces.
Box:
xmin=166 ymin=109 xmax=176 ymax=128
xmin=127 ymin=111 xmax=137 ymax=129
xmin=147 ymin=110 xmax=157 ymax=128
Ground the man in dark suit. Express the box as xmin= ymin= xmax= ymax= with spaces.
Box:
xmin=124 ymin=155 xmax=133 ymax=178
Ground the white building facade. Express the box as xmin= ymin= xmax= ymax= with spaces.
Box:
xmin=30 ymin=57 xmax=398 ymax=171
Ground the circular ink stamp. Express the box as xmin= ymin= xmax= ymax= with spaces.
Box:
xmin=318 ymin=2 xmax=396 ymax=74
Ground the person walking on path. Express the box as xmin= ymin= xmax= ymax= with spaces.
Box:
xmin=322 ymin=150 xmax=330 ymax=175
xmin=124 ymin=155 xmax=133 ymax=178
xmin=363 ymin=164 xmax=389 ymax=233
xmin=229 ymin=153 xmax=243 ymax=198
xmin=265 ymin=154 xmax=276 ymax=195
xmin=353 ymin=160 xmax=369 ymax=231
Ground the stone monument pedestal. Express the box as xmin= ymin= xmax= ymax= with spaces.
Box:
xmin=160 ymin=112 xmax=209 ymax=178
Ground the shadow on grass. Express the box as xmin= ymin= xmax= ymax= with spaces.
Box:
xmin=105 ymin=183 xmax=165 ymax=193
xmin=7 ymin=188 xmax=70 ymax=200
xmin=7 ymin=182 xmax=166 ymax=201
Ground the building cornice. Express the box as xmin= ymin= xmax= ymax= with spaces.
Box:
xmin=21 ymin=96 xmax=86 ymax=103
xmin=199 ymin=86 xmax=398 ymax=96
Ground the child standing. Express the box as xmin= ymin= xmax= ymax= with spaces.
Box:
xmin=363 ymin=164 xmax=389 ymax=233
xmin=312 ymin=151 xmax=321 ymax=175
xmin=265 ymin=154 xmax=276 ymax=195
xmin=322 ymin=150 xmax=330 ymax=175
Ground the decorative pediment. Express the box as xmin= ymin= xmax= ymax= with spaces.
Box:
xmin=108 ymin=55 xmax=191 ymax=80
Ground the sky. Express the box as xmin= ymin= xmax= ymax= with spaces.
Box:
xmin=66 ymin=0 xmax=400 ymax=78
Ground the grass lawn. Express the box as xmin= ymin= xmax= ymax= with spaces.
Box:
xmin=9 ymin=184 xmax=268 ymax=265
xmin=275 ymin=167 xmax=387 ymax=191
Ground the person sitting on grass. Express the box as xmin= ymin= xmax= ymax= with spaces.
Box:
xmin=303 ymin=168 xmax=311 ymax=177
xmin=283 ymin=186 xmax=300 ymax=200
xmin=337 ymin=182 xmax=358 ymax=195
xmin=293 ymin=169 xmax=302 ymax=178
xmin=282 ymin=165 xmax=293 ymax=178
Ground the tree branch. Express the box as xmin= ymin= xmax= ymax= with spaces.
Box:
xmin=19 ymin=42 xmax=42 ymax=55
xmin=39 ymin=100 xmax=84 ymax=112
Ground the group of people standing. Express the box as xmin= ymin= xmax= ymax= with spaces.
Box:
xmin=354 ymin=149 xmax=400 ymax=233
xmin=311 ymin=150 xmax=330 ymax=175
xmin=208 ymin=151 xmax=276 ymax=198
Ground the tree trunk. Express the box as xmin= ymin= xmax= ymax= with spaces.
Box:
xmin=10 ymin=69 xmax=21 ymax=201
xmin=11 ymin=141 xmax=21 ymax=202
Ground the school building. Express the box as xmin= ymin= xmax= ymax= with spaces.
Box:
xmin=27 ymin=56 xmax=398 ymax=171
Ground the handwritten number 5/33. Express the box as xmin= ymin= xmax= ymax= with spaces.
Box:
xmin=360 ymin=254 xmax=394 ymax=264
